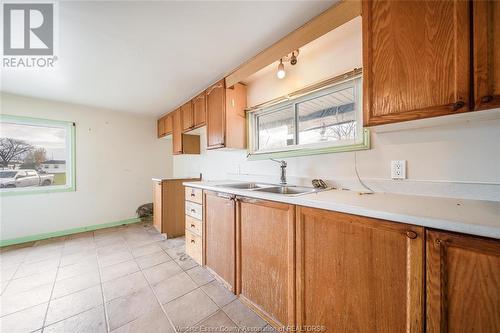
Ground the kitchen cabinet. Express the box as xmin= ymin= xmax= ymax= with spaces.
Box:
xmin=206 ymin=79 xmax=247 ymax=149
xmin=473 ymin=0 xmax=500 ymax=110
xmin=204 ymin=191 xmax=236 ymax=291
xmin=164 ymin=113 xmax=173 ymax=135
xmin=362 ymin=0 xmax=470 ymax=126
xmin=192 ymin=92 xmax=206 ymax=128
xmin=181 ymin=101 xmax=194 ymax=132
xmin=157 ymin=118 xmax=165 ymax=138
xmin=426 ymin=230 xmax=500 ymax=332
xmin=185 ymin=186 xmax=204 ymax=265
xmin=237 ymin=197 xmax=295 ymax=328
xmin=172 ymin=108 xmax=182 ymax=154
xmin=173 ymin=108 xmax=200 ymax=155
xmin=152 ymin=178 xmax=198 ymax=238
xmin=295 ymin=206 xmax=424 ymax=332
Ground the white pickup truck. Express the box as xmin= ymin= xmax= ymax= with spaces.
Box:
xmin=0 ymin=169 xmax=54 ymax=188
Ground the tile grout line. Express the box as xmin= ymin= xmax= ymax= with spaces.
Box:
xmin=118 ymin=234 xmax=180 ymax=332
xmin=95 ymin=230 xmax=112 ymax=333
xmin=39 ymin=237 xmax=65 ymax=333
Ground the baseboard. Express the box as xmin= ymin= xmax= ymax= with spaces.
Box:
xmin=0 ymin=217 xmax=141 ymax=247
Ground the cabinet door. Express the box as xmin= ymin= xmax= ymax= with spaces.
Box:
xmin=157 ymin=118 xmax=165 ymax=138
xmin=238 ymin=198 xmax=295 ymax=328
xmin=181 ymin=101 xmax=193 ymax=132
xmin=473 ymin=0 xmax=500 ymax=110
xmin=426 ymin=230 xmax=500 ymax=332
xmin=204 ymin=191 xmax=236 ymax=290
xmin=296 ymin=207 xmax=424 ymax=332
xmin=206 ymin=80 xmax=225 ymax=149
xmin=164 ymin=113 xmax=173 ymax=135
xmin=193 ymin=92 xmax=206 ymax=128
xmin=172 ymin=109 xmax=182 ymax=155
xmin=225 ymin=83 xmax=247 ymax=149
xmin=363 ymin=0 xmax=470 ymax=126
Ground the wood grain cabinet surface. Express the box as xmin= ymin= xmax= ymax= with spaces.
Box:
xmin=295 ymin=206 xmax=424 ymax=332
xmin=204 ymin=191 xmax=236 ymax=291
xmin=237 ymin=198 xmax=295 ymax=328
xmin=164 ymin=113 xmax=173 ymax=135
xmin=473 ymin=0 xmax=500 ymax=110
xmin=362 ymin=0 xmax=470 ymax=126
xmin=426 ymin=230 xmax=500 ymax=333
xmin=172 ymin=108 xmax=183 ymax=154
xmin=153 ymin=179 xmax=197 ymax=238
xmin=192 ymin=92 xmax=207 ymax=128
xmin=181 ymin=101 xmax=194 ymax=132
xmin=206 ymin=80 xmax=247 ymax=150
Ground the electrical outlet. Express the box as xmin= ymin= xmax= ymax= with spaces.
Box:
xmin=391 ymin=160 xmax=407 ymax=179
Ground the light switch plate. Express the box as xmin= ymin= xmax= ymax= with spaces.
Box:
xmin=391 ymin=160 xmax=407 ymax=179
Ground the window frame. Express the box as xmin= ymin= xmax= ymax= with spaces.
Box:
xmin=0 ymin=114 xmax=76 ymax=196
xmin=247 ymin=75 xmax=370 ymax=160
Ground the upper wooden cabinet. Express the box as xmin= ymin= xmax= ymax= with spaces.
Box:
xmin=204 ymin=191 xmax=236 ymax=291
xmin=192 ymin=92 xmax=206 ymax=128
xmin=181 ymin=101 xmax=194 ymax=132
xmin=172 ymin=109 xmax=183 ymax=154
xmin=362 ymin=0 xmax=470 ymax=126
xmin=473 ymin=0 xmax=500 ymax=110
xmin=237 ymin=198 xmax=295 ymax=328
xmin=206 ymin=80 xmax=247 ymax=150
xmin=157 ymin=114 xmax=173 ymax=138
xmin=296 ymin=206 xmax=424 ymax=332
xmin=426 ymin=230 xmax=500 ymax=332
xmin=164 ymin=113 xmax=173 ymax=135
xmin=157 ymin=117 xmax=166 ymax=138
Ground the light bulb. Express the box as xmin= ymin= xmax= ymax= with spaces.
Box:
xmin=277 ymin=59 xmax=286 ymax=79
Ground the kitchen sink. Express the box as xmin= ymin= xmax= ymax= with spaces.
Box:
xmin=254 ymin=186 xmax=321 ymax=196
xmin=216 ymin=183 xmax=274 ymax=190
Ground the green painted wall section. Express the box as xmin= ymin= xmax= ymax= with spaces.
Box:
xmin=0 ymin=217 xmax=141 ymax=247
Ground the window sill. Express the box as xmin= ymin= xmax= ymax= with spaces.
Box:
xmin=247 ymin=128 xmax=370 ymax=160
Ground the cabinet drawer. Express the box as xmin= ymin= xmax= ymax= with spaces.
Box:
xmin=186 ymin=215 xmax=202 ymax=236
xmin=185 ymin=201 xmax=202 ymax=220
xmin=185 ymin=229 xmax=202 ymax=265
xmin=185 ymin=187 xmax=203 ymax=204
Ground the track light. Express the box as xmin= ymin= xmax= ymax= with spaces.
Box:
xmin=277 ymin=59 xmax=286 ymax=79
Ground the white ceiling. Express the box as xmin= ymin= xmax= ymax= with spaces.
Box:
xmin=1 ymin=1 xmax=336 ymax=116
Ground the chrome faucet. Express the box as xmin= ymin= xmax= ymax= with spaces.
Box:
xmin=270 ymin=158 xmax=287 ymax=185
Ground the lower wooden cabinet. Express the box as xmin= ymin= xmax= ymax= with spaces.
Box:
xmin=426 ymin=230 xmax=500 ymax=332
xmin=237 ymin=197 xmax=295 ymax=328
xmin=204 ymin=191 xmax=236 ymax=291
xmin=295 ymin=206 xmax=424 ymax=332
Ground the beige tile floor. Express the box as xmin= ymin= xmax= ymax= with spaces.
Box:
xmin=0 ymin=222 xmax=274 ymax=333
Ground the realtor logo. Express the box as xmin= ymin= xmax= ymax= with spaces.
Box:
xmin=3 ymin=3 xmax=53 ymax=55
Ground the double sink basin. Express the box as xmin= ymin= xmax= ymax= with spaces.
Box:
xmin=215 ymin=182 xmax=329 ymax=197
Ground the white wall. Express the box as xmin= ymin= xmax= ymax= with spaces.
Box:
xmin=173 ymin=17 xmax=500 ymax=202
xmin=0 ymin=93 xmax=172 ymax=240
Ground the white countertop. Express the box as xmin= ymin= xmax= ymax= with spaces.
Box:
xmin=152 ymin=177 xmax=199 ymax=182
xmin=183 ymin=180 xmax=500 ymax=239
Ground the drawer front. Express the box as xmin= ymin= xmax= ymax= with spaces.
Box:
xmin=185 ymin=201 xmax=203 ymax=220
xmin=185 ymin=187 xmax=203 ymax=204
xmin=186 ymin=215 xmax=202 ymax=236
xmin=185 ymin=229 xmax=202 ymax=264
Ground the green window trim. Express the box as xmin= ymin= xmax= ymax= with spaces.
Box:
xmin=0 ymin=114 xmax=76 ymax=196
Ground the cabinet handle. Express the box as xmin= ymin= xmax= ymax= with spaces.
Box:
xmin=190 ymin=209 xmax=196 ymax=213
xmin=452 ymin=101 xmax=465 ymax=111
xmin=406 ymin=231 xmax=417 ymax=239
xmin=481 ymin=95 xmax=493 ymax=104
xmin=191 ymin=224 xmax=195 ymax=228
xmin=191 ymin=192 xmax=195 ymax=197
xmin=190 ymin=239 xmax=195 ymax=243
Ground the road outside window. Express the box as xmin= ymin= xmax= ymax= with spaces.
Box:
xmin=0 ymin=115 xmax=75 ymax=195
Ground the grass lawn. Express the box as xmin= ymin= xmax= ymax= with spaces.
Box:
xmin=52 ymin=173 xmax=66 ymax=185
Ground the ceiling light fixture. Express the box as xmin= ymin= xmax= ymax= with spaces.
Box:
xmin=277 ymin=59 xmax=286 ymax=79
